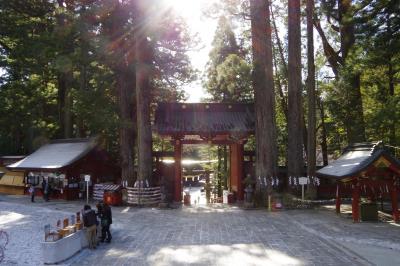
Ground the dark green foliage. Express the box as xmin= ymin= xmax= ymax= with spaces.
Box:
xmin=0 ymin=0 xmax=194 ymax=165
xmin=204 ymin=16 xmax=253 ymax=102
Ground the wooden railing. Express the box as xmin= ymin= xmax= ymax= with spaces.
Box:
xmin=126 ymin=186 xmax=161 ymax=206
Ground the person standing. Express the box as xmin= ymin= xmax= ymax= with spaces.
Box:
xmin=95 ymin=202 xmax=103 ymax=241
xmin=83 ymin=205 xmax=97 ymax=249
xmin=100 ymin=202 xmax=112 ymax=243
xmin=42 ymin=178 xmax=49 ymax=201
xmin=28 ymin=184 xmax=35 ymax=202
xmin=41 ymin=179 xmax=48 ymax=201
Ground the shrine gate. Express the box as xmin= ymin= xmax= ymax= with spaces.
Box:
xmin=153 ymin=103 xmax=254 ymax=202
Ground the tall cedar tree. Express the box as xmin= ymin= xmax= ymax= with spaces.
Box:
xmin=205 ymin=16 xmax=252 ymax=102
xmin=55 ymin=0 xmax=74 ymax=138
xmin=250 ymin=0 xmax=278 ymax=184
xmin=134 ymin=0 xmax=153 ymax=182
xmin=99 ymin=1 xmax=137 ymax=186
xmin=306 ymin=0 xmax=317 ymax=196
xmin=287 ymin=0 xmax=304 ymax=178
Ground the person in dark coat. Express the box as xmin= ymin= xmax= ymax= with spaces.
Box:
xmin=83 ymin=205 xmax=97 ymax=249
xmin=99 ymin=202 xmax=112 ymax=243
xmin=41 ymin=179 xmax=49 ymax=201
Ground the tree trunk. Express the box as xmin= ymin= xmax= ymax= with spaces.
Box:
xmin=386 ymin=10 xmax=395 ymax=146
xmin=272 ymin=51 xmax=288 ymax=121
xmin=118 ymin=68 xmax=137 ymax=186
xmin=56 ymin=0 xmax=73 ymax=139
xmin=287 ymin=0 xmax=304 ymax=178
xmin=343 ymin=72 xmax=365 ymax=143
xmin=317 ymin=96 xmax=329 ymax=166
xmin=388 ymin=61 xmax=396 ymax=145
xmin=306 ymin=0 xmax=316 ymax=177
xmin=272 ymin=4 xmax=309 ymax=156
xmin=250 ymin=0 xmax=278 ymax=188
xmin=64 ymin=75 xmax=73 ymax=138
xmin=306 ymin=0 xmax=317 ymax=198
xmin=57 ymin=72 xmax=73 ymax=138
xmin=135 ymin=3 xmax=153 ymax=183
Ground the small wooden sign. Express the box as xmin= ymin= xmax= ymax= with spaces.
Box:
xmin=299 ymin=177 xmax=308 ymax=185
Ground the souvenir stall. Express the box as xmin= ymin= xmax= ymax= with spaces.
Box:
xmin=317 ymin=142 xmax=400 ymax=222
xmin=0 ymin=156 xmax=26 ymax=195
xmin=7 ymin=138 xmax=119 ymax=200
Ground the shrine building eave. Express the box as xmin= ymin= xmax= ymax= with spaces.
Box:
xmin=316 ymin=142 xmax=400 ymax=181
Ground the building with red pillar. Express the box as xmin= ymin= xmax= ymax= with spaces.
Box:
xmin=317 ymin=142 xmax=400 ymax=222
xmin=153 ymin=103 xmax=254 ymax=203
xmin=7 ymin=138 xmax=120 ymax=200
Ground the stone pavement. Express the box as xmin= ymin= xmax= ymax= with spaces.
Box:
xmin=66 ymin=205 xmax=400 ymax=266
xmin=1 ymin=194 xmax=400 ymax=266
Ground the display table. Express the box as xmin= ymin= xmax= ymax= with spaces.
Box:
xmin=42 ymin=228 xmax=88 ymax=264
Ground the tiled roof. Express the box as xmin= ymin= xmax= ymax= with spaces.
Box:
xmin=154 ymin=103 xmax=255 ymax=135
xmin=7 ymin=138 xmax=97 ymax=170
xmin=316 ymin=142 xmax=400 ymax=179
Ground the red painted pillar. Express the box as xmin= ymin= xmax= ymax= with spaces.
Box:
xmin=174 ymin=140 xmax=182 ymax=202
xmin=229 ymin=144 xmax=237 ymax=198
xmin=391 ymin=182 xmax=399 ymax=223
xmin=336 ymin=183 xmax=341 ymax=214
xmin=229 ymin=143 xmax=244 ymax=201
xmin=237 ymin=143 xmax=244 ymax=201
xmin=352 ymin=181 xmax=360 ymax=222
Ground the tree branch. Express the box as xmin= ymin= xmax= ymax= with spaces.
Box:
xmin=313 ymin=18 xmax=342 ymax=76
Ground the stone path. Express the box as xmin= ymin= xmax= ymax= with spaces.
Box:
xmin=67 ymin=206 xmax=384 ymax=266
xmin=2 ymin=194 xmax=400 ymax=266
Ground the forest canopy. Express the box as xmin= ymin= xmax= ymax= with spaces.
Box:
xmin=0 ymin=0 xmax=399 ymax=182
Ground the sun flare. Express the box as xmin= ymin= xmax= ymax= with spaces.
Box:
xmin=160 ymin=0 xmax=218 ymax=102
xmin=162 ymin=0 xmax=204 ymax=18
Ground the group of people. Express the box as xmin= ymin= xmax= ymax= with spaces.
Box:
xmin=28 ymin=179 xmax=51 ymax=202
xmin=82 ymin=201 xmax=113 ymax=250
xmin=27 ymin=179 xmax=113 ymax=250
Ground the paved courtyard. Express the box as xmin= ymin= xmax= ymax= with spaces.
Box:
xmin=1 ymin=195 xmax=400 ymax=266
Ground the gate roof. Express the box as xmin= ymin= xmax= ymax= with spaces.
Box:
xmin=154 ymin=103 xmax=254 ymax=137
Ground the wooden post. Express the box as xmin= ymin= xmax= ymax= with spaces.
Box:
xmin=352 ymin=181 xmax=360 ymax=222
xmin=391 ymin=181 xmax=399 ymax=223
xmin=237 ymin=143 xmax=244 ymax=201
xmin=230 ymin=143 xmax=244 ymax=201
xmin=336 ymin=183 xmax=341 ymax=214
xmin=174 ymin=139 xmax=182 ymax=202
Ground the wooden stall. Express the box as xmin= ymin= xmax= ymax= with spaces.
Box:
xmin=317 ymin=142 xmax=400 ymax=222
xmin=7 ymin=138 xmax=119 ymax=200
xmin=0 ymin=156 xmax=26 ymax=195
